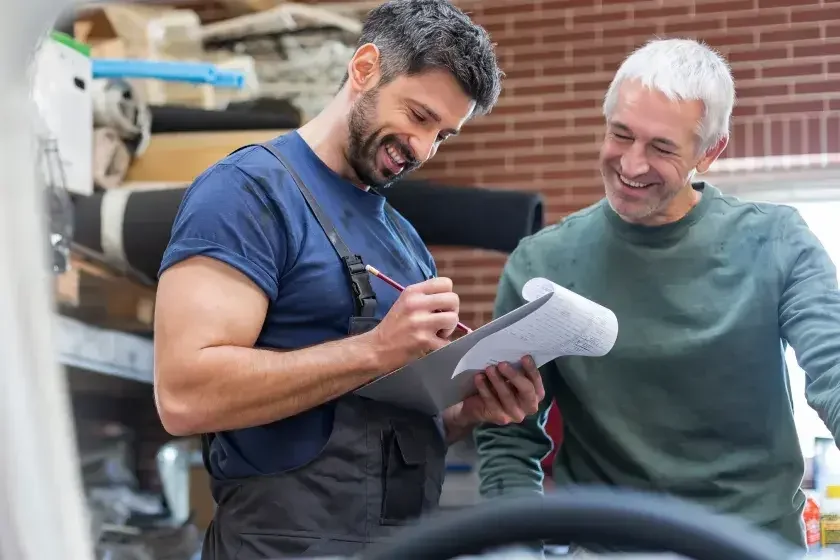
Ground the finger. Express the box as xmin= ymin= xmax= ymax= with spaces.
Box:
xmin=497 ymin=361 xmax=537 ymax=406
xmin=425 ymin=312 xmax=459 ymax=340
xmin=474 ymin=374 xmax=507 ymax=423
xmin=413 ymin=276 xmax=454 ymax=295
xmin=486 ymin=365 xmax=524 ymax=422
xmin=420 ymin=292 xmax=460 ymax=313
xmin=520 ymin=355 xmax=546 ymax=402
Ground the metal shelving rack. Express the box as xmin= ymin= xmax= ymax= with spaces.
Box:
xmin=57 ymin=315 xmax=154 ymax=384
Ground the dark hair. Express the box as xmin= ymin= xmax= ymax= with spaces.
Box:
xmin=343 ymin=0 xmax=503 ymax=117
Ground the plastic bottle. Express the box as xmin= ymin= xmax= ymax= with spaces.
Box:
xmin=805 ymin=495 xmax=821 ymax=551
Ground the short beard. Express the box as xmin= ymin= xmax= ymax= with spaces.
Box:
xmin=346 ymin=88 xmax=418 ymax=189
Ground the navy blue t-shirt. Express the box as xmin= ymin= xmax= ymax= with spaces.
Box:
xmin=158 ymin=131 xmax=436 ymax=479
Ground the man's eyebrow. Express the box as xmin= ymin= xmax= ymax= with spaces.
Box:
xmin=410 ymin=100 xmax=459 ymax=136
xmin=611 ymin=121 xmax=678 ymax=149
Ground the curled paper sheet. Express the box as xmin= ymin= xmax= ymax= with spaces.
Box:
xmin=453 ymin=278 xmax=619 ymax=377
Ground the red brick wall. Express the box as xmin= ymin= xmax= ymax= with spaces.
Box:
xmin=417 ymin=0 xmax=840 ymax=327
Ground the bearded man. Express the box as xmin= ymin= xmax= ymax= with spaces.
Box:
xmin=153 ymin=1 xmax=545 ymax=558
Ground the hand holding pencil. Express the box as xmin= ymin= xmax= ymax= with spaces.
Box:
xmin=366 ymin=265 xmax=472 ymax=335
xmin=361 ymin=265 xmax=471 ymax=372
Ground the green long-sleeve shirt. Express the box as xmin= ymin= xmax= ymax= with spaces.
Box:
xmin=474 ymin=182 xmax=840 ymax=549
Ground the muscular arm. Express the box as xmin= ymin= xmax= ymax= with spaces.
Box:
xmin=473 ymin=246 xmax=556 ymax=498
xmin=778 ymin=208 xmax=840 ymax=443
xmin=154 ymin=256 xmax=386 ymax=436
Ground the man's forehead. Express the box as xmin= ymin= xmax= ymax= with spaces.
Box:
xmin=393 ymin=71 xmax=475 ymax=125
xmin=611 ymin=83 xmax=703 ymax=144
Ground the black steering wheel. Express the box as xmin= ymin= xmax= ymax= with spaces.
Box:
xmin=360 ymin=486 xmax=803 ymax=560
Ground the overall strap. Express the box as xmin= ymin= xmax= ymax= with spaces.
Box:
xmin=257 ymin=141 xmax=378 ymax=318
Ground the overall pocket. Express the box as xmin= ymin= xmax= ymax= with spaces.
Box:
xmin=379 ymin=422 xmax=427 ymax=525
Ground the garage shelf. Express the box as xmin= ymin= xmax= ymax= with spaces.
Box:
xmin=56 ymin=314 xmax=154 ymax=383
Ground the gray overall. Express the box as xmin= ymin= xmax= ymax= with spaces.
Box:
xmin=199 ymin=142 xmax=448 ymax=559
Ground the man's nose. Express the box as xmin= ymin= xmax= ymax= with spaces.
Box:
xmin=410 ymin=134 xmax=438 ymax=163
xmin=620 ymin=143 xmax=650 ymax=177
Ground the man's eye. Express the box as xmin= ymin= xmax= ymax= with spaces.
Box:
xmin=412 ymin=111 xmax=427 ymax=123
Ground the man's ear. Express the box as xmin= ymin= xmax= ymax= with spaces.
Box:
xmin=696 ymin=135 xmax=728 ymax=174
xmin=346 ymin=43 xmax=382 ymax=94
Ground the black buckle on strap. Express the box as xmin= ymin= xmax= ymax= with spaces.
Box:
xmin=343 ymin=255 xmax=377 ymax=317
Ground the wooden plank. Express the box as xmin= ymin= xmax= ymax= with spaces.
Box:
xmin=125 ymin=129 xmax=289 ymax=183
xmin=55 ymin=256 xmax=156 ymax=333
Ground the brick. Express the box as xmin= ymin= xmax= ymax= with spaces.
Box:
xmin=665 ymin=17 xmax=725 ymax=34
xmin=539 ymin=29 xmax=600 ymax=45
xmin=573 ymin=8 xmax=632 ymax=26
xmin=609 ymin=23 xmax=660 ymax=39
xmin=762 ymin=62 xmax=823 ymax=79
xmin=514 ymin=153 xmax=570 ymax=166
xmin=540 ymin=94 xmax=601 ymax=110
xmin=731 ymin=67 xmax=758 ymax=82
xmin=513 ymin=81 xmax=568 ymax=97
xmin=572 ymin=76 xmax=613 ymax=93
xmin=463 ymin=119 xmax=507 ymax=135
xmin=727 ymin=46 xmax=787 ymax=64
xmin=572 ymin=42 xmax=635 ymax=59
xmin=795 ymin=79 xmax=840 ymax=95
xmin=484 ymin=137 xmax=538 ymax=151
xmin=696 ymin=0 xmax=755 ymax=14
xmin=540 ymin=59 xmax=600 ymax=78
xmin=792 ymin=7 xmax=840 ymax=24
xmin=737 ymin=83 xmax=791 ymax=99
xmin=830 ymin=61 xmax=840 ymax=74
xmin=759 ymin=0 xmax=818 ymax=6
xmin=634 ymin=5 xmax=692 ymax=20
xmin=763 ymin=100 xmax=826 ymax=115
xmin=481 ymin=1 xmax=536 ymax=17
xmin=727 ymin=12 xmax=789 ymax=29
xmin=699 ymin=32 xmax=758 ymax=49
xmin=488 ymin=100 xmax=540 ymax=117
xmin=794 ymin=42 xmax=840 ymax=58
xmin=760 ymin=27 xmax=822 ymax=45
xmin=540 ymin=0 xmax=595 ymax=9
xmin=504 ymin=65 xmax=540 ymax=80
xmin=574 ymin=115 xmax=607 ymax=128
xmin=511 ymin=13 xmax=566 ymax=33
xmin=544 ymin=133 xmax=600 ymax=147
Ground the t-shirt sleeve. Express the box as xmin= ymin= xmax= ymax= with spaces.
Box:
xmin=158 ymin=163 xmax=290 ymax=301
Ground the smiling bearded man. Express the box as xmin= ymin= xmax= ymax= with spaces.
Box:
xmin=474 ymin=37 xmax=840 ymax=555
xmin=152 ymin=1 xmax=549 ymax=559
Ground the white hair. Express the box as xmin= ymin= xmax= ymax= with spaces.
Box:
xmin=602 ymin=38 xmax=736 ymax=153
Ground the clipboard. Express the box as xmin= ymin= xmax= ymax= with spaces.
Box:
xmin=353 ymin=291 xmax=555 ymax=416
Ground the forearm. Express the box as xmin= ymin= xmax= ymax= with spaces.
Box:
xmin=157 ymin=332 xmax=383 ymax=435
xmin=474 ymin=419 xmax=553 ymax=498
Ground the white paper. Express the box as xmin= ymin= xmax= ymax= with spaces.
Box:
xmin=452 ymin=277 xmax=618 ymax=377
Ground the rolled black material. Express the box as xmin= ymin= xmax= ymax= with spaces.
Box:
xmin=72 ymin=181 xmax=544 ymax=282
xmin=384 ymin=180 xmax=544 ymax=254
xmin=360 ymin=487 xmax=801 ymax=560
xmin=149 ymin=103 xmax=302 ymax=134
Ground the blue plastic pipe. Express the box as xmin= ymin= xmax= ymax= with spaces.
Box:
xmin=92 ymin=58 xmax=217 ymax=84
